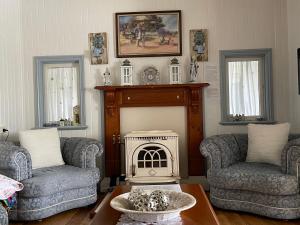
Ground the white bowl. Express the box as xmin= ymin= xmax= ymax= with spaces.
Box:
xmin=110 ymin=190 xmax=196 ymax=222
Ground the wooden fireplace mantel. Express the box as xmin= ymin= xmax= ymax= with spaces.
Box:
xmin=95 ymin=83 xmax=209 ymax=177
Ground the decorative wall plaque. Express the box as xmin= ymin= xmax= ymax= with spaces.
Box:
xmin=190 ymin=29 xmax=208 ymax=61
xmin=89 ymin=32 xmax=108 ymax=64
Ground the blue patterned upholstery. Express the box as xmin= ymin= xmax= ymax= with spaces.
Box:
xmin=200 ymin=134 xmax=300 ymax=219
xmin=60 ymin=137 xmax=103 ymax=169
xmin=0 ymin=205 xmax=8 ymax=225
xmin=0 ymin=142 xmax=32 ymax=181
xmin=209 ymin=162 xmax=298 ymax=195
xmin=20 ymin=165 xmax=99 ymax=198
xmin=0 ymin=137 xmax=104 ymax=221
xmin=9 ymin=186 xmax=97 ymax=221
xmin=281 ymin=135 xmax=300 ymax=175
xmin=210 ymin=187 xmax=300 ymax=219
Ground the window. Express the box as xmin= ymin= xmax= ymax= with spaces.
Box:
xmin=44 ymin=63 xmax=79 ymax=123
xmin=220 ymin=49 xmax=273 ymax=124
xmin=35 ymin=55 xmax=87 ymax=130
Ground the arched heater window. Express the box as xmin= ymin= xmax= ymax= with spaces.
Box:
xmin=137 ymin=146 xmax=168 ymax=168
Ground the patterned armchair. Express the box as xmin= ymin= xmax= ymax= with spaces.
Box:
xmin=0 ymin=137 xmax=104 ymax=221
xmin=0 ymin=204 xmax=8 ymax=225
xmin=200 ymin=134 xmax=300 ymax=219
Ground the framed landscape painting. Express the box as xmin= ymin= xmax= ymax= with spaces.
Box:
xmin=115 ymin=10 xmax=182 ymax=58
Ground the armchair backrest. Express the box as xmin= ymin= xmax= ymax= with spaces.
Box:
xmin=233 ymin=134 xmax=248 ymax=162
xmin=288 ymin=134 xmax=300 ymax=141
xmin=59 ymin=137 xmax=68 ymax=151
xmin=281 ymin=134 xmax=300 ymax=174
xmin=201 ymin=134 xmax=244 ymax=170
xmin=232 ymin=134 xmax=300 ymax=163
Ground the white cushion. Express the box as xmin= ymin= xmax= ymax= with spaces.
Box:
xmin=19 ymin=128 xmax=65 ymax=169
xmin=246 ymin=123 xmax=290 ymax=166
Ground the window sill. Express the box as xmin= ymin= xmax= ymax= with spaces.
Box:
xmin=36 ymin=125 xmax=88 ymax=130
xmin=57 ymin=125 xmax=88 ymax=130
xmin=220 ymin=121 xmax=276 ymax=126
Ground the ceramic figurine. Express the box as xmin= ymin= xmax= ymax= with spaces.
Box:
xmin=189 ymin=57 xmax=199 ymax=82
xmin=103 ymin=67 xmax=112 ymax=86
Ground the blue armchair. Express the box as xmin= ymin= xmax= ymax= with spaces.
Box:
xmin=0 ymin=137 xmax=104 ymax=221
xmin=0 ymin=204 xmax=8 ymax=225
xmin=200 ymin=134 xmax=300 ymax=219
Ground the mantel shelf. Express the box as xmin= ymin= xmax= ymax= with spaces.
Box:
xmin=95 ymin=83 xmax=209 ymax=91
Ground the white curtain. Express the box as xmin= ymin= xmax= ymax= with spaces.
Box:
xmin=44 ymin=66 xmax=78 ymax=122
xmin=228 ymin=60 xmax=260 ymax=116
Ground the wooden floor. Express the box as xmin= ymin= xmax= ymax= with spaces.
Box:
xmin=10 ymin=205 xmax=93 ymax=225
xmin=10 ymin=196 xmax=300 ymax=225
xmin=214 ymin=209 xmax=300 ymax=225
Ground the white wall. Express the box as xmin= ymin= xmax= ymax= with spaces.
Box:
xmin=287 ymin=0 xmax=300 ymax=133
xmin=0 ymin=0 xmax=290 ymax=141
xmin=0 ymin=0 xmax=27 ymax=140
xmin=209 ymin=0 xmax=289 ymax=135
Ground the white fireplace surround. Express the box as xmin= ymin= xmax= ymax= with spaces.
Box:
xmin=124 ymin=130 xmax=180 ymax=183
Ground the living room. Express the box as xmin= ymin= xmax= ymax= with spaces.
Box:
xmin=1 ymin=0 xmax=300 ymax=224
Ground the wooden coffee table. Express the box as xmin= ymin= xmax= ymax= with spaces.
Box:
xmin=90 ymin=184 xmax=219 ymax=225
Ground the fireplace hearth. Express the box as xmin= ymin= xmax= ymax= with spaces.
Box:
xmin=124 ymin=130 xmax=180 ymax=183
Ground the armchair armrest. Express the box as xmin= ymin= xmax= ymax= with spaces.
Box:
xmin=61 ymin=137 xmax=103 ymax=169
xmin=200 ymin=134 xmax=243 ymax=172
xmin=0 ymin=205 xmax=8 ymax=225
xmin=0 ymin=142 xmax=32 ymax=181
xmin=281 ymin=138 xmax=300 ymax=177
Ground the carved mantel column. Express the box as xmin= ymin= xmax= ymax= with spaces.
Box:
xmin=187 ymin=87 xmax=205 ymax=175
xmin=103 ymin=90 xmax=121 ymax=177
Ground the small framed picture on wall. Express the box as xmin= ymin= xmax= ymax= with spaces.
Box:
xmin=88 ymin=32 xmax=108 ymax=64
xmin=190 ymin=29 xmax=208 ymax=61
